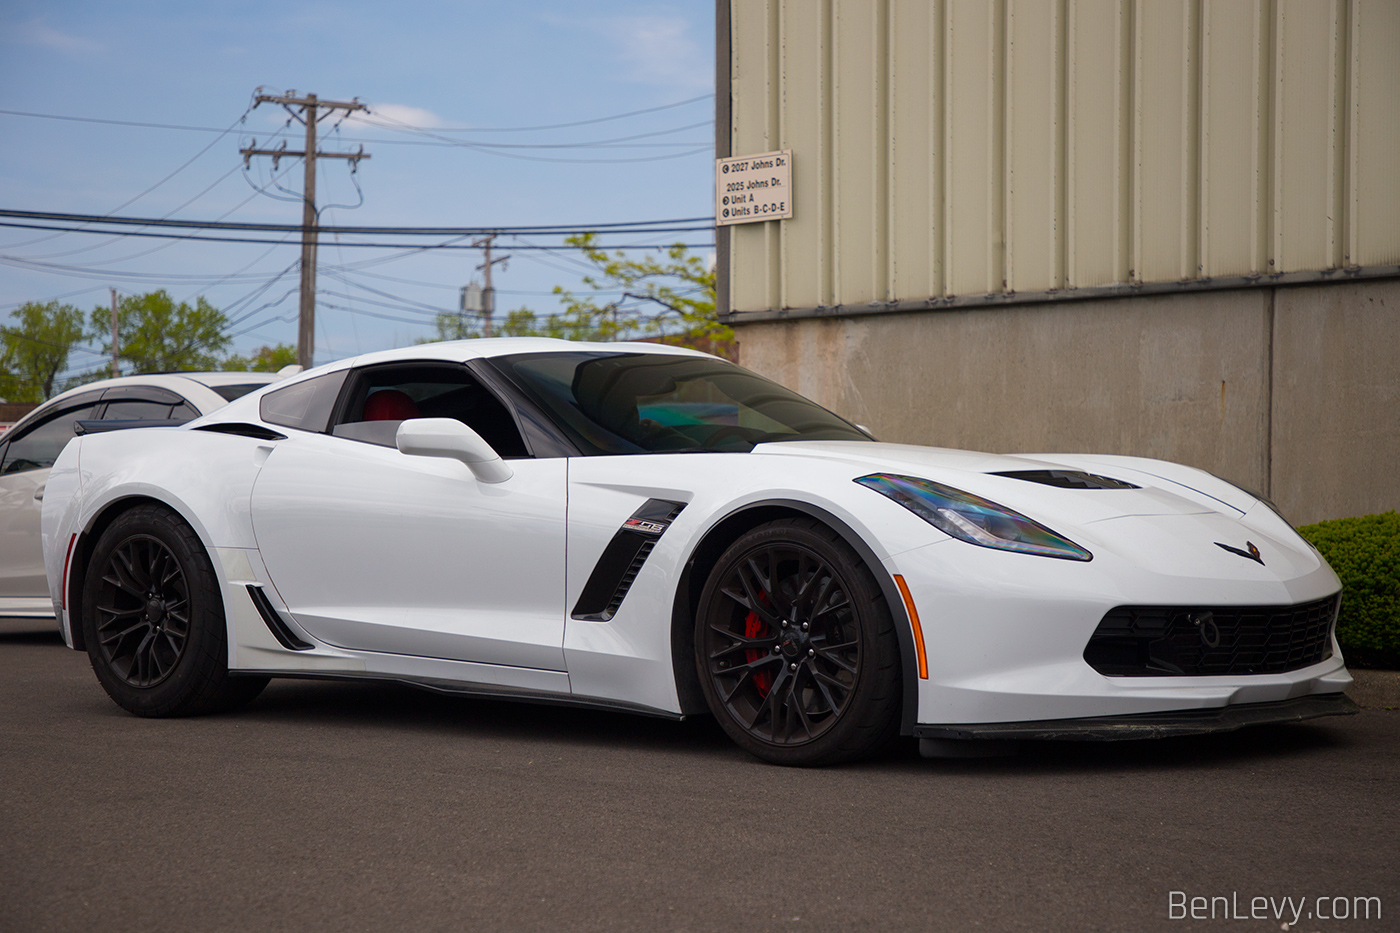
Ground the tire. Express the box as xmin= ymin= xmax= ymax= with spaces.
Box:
xmin=694 ymin=518 xmax=901 ymax=766
xmin=81 ymin=503 xmax=268 ymax=717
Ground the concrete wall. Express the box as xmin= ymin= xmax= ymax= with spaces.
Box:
xmin=735 ymin=278 xmax=1399 ymax=526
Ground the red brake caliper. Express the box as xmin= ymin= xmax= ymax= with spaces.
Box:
xmin=744 ymin=610 xmax=773 ymax=698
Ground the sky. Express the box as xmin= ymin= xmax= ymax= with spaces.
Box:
xmin=0 ymin=0 xmax=716 ymax=380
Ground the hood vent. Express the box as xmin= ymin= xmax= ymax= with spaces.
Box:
xmin=993 ymin=470 xmax=1140 ymax=490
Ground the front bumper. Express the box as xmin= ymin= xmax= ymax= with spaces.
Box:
xmin=885 ymin=530 xmax=1348 ymax=727
xmin=915 ymin=691 xmax=1358 ymax=742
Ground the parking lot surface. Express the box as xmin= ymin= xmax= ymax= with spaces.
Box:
xmin=2 ymin=618 xmax=1396 ymax=932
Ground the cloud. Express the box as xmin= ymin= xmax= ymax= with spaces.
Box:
xmin=608 ymin=16 xmax=710 ymax=89
xmin=352 ymin=103 xmax=445 ymax=130
xmin=12 ymin=19 xmax=102 ymax=53
xmin=544 ymin=12 xmax=711 ymax=91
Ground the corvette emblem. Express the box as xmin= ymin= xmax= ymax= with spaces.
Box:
xmin=623 ymin=518 xmax=668 ymax=535
xmin=1215 ymin=541 xmax=1264 ymax=565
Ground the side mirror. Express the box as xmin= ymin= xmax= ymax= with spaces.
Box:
xmin=395 ymin=418 xmax=513 ymax=484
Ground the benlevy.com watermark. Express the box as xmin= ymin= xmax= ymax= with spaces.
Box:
xmin=1169 ymin=892 xmax=1382 ymax=924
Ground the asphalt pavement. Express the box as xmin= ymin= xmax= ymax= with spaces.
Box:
xmin=2 ymin=617 xmax=1396 ymax=933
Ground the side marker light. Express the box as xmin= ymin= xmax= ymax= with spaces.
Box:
xmin=893 ymin=574 xmax=928 ymax=680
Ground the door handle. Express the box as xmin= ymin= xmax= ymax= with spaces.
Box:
xmin=33 ymin=485 xmax=44 ymax=501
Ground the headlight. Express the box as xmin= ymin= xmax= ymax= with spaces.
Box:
xmin=855 ymin=472 xmax=1092 ymax=561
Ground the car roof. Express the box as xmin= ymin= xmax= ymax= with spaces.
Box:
xmin=7 ymin=371 xmax=283 ymax=434
xmin=337 ymin=337 xmax=715 ymax=369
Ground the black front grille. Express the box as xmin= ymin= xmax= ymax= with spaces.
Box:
xmin=1084 ymin=594 xmax=1338 ymax=676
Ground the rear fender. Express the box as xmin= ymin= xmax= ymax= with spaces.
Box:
xmin=58 ymin=429 xmax=276 ymax=662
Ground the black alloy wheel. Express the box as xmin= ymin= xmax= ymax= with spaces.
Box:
xmin=82 ymin=504 xmax=268 ymax=717
xmin=92 ymin=534 xmax=192 ymax=688
xmin=696 ymin=518 xmax=901 ymax=766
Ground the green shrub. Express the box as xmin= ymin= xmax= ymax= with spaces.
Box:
xmin=1298 ymin=511 xmax=1400 ymax=670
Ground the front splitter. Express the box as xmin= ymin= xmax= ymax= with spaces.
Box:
xmin=915 ymin=692 xmax=1358 ymax=743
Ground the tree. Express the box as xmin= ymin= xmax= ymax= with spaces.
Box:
xmin=552 ymin=233 xmax=732 ymax=355
xmin=223 ymin=344 xmax=299 ymax=373
xmin=0 ymin=301 xmax=92 ymax=401
xmin=419 ymin=234 xmax=733 ymax=356
xmin=417 ymin=311 xmax=482 ymax=343
xmin=93 ymin=290 xmax=231 ymax=373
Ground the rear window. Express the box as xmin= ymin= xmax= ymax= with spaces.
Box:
xmin=259 ymin=371 xmax=347 ymax=433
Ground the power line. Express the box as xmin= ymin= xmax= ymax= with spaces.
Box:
xmin=327 ymin=266 xmax=634 ymax=298
xmin=318 ymin=300 xmax=435 ymax=327
xmin=0 ymin=109 xmax=254 ymax=252
xmin=351 ymin=117 xmax=712 ymax=149
xmin=24 ymin=163 xmax=247 ymax=263
xmin=0 ymin=208 xmax=715 ymax=236
xmin=0 ymin=229 xmax=718 ymax=254
xmin=0 ymin=285 xmax=109 ymax=312
xmin=0 ymin=253 xmax=301 ymax=282
xmin=363 ymin=93 xmax=714 ymax=133
xmin=0 ymin=94 xmax=712 ymax=136
xmin=318 ymin=269 xmax=447 ymax=314
xmin=0 ymin=107 xmax=712 ymax=162
xmin=318 ymin=289 xmax=442 ymax=317
xmin=398 ymin=146 xmax=711 ymax=165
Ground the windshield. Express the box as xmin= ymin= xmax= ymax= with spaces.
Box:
xmin=492 ymin=351 xmax=871 ymax=454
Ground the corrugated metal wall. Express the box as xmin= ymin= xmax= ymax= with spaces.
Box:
xmin=724 ymin=0 xmax=1400 ymax=317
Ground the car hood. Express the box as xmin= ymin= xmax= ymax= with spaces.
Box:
xmin=753 ymin=440 xmax=1230 ymax=525
xmin=750 ymin=441 xmax=1323 ymax=584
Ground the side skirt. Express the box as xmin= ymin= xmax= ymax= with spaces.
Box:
xmin=231 ymin=669 xmax=688 ymax=721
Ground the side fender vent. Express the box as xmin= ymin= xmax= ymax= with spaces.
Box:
xmin=572 ymin=499 xmax=686 ymax=622
xmin=247 ymin=585 xmax=314 ymax=650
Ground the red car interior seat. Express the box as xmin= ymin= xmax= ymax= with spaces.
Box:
xmin=362 ymin=389 xmax=420 ymax=421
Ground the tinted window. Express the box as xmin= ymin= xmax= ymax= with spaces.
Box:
xmin=1 ymin=404 xmax=100 ymax=474
xmin=261 ymin=371 xmax=348 ymax=433
xmin=211 ymin=383 xmax=269 ymax=402
xmin=332 ymin=362 xmax=529 ymax=458
xmin=102 ymin=400 xmax=173 ymax=420
xmin=496 ymin=352 xmax=870 ymax=455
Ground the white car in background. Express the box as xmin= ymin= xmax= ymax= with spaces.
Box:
xmin=0 ymin=372 xmax=285 ymax=619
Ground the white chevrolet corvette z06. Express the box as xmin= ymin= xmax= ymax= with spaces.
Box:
xmin=40 ymin=339 xmax=1355 ymax=765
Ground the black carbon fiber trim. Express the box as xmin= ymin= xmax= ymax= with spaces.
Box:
xmin=572 ymin=499 xmax=686 ymax=622
xmin=246 ymin=585 xmax=314 ymax=650
xmin=915 ymin=693 xmax=1357 ymax=742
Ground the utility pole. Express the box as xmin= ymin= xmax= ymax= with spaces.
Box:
xmin=472 ymin=235 xmax=509 ymax=338
xmin=109 ymin=287 xmax=119 ymax=378
xmin=241 ymin=91 xmax=369 ymax=368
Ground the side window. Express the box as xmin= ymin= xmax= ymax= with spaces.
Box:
xmin=170 ymin=402 xmax=199 ymax=422
xmin=330 ymin=362 xmax=530 ymax=458
xmin=0 ymin=404 xmax=100 ymax=474
xmin=261 ymin=371 xmax=348 ymax=433
xmin=101 ymin=400 xmax=174 ymax=421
